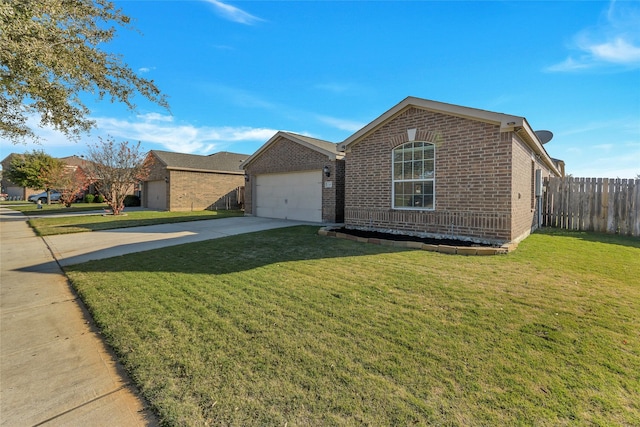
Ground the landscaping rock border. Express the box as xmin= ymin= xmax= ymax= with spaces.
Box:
xmin=318 ymin=227 xmax=517 ymax=255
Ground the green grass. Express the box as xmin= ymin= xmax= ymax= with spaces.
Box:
xmin=5 ymin=202 xmax=108 ymax=214
xmin=0 ymin=200 xmax=107 ymax=215
xmin=65 ymin=227 xmax=640 ymax=426
xmin=27 ymin=209 xmax=244 ymax=235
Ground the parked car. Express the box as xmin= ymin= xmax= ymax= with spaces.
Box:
xmin=28 ymin=191 xmax=62 ymax=203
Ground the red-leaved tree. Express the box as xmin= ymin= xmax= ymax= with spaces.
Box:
xmin=55 ymin=166 xmax=90 ymax=207
xmin=84 ymin=137 xmax=151 ymax=215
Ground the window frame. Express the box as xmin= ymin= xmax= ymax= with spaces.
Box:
xmin=391 ymin=141 xmax=435 ymax=211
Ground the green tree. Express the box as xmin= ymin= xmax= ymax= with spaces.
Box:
xmin=84 ymin=137 xmax=151 ymax=215
xmin=0 ymin=0 xmax=169 ymax=144
xmin=6 ymin=150 xmax=64 ymax=203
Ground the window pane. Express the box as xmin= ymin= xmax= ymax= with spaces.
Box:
xmin=402 ymin=161 xmax=411 ymax=179
xmin=394 ymin=182 xmax=407 ymax=207
xmin=413 ymin=161 xmax=423 ymax=179
xmin=393 ymin=162 xmax=402 ymax=179
xmin=425 ymin=160 xmax=434 ymax=177
xmin=424 ymin=145 xmax=434 ymax=159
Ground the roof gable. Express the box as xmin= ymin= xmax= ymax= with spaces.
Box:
xmin=241 ymin=131 xmax=344 ymax=169
xmin=151 ymin=150 xmax=249 ymax=174
xmin=340 ymin=97 xmax=525 ymax=151
xmin=339 ymin=96 xmax=561 ymax=176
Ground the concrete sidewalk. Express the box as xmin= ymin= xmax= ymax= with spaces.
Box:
xmin=0 ymin=208 xmax=319 ymax=425
xmin=0 ymin=208 xmax=157 ymax=426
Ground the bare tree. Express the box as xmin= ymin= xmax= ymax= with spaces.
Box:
xmin=84 ymin=137 xmax=151 ymax=215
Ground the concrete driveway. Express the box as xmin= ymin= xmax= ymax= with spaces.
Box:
xmin=0 ymin=208 xmax=317 ymax=425
xmin=43 ymin=215 xmax=316 ymax=266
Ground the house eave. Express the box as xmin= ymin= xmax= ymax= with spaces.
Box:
xmin=512 ymin=119 xmax=562 ymax=177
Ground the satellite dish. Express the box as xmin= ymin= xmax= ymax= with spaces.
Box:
xmin=535 ymin=130 xmax=553 ymax=144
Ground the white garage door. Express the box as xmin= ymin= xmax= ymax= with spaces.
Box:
xmin=147 ymin=180 xmax=167 ymax=210
xmin=255 ymin=171 xmax=322 ymax=222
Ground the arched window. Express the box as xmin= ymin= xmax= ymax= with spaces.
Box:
xmin=392 ymin=141 xmax=435 ymax=209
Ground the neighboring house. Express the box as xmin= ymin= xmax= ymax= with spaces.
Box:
xmin=0 ymin=153 xmax=90 ymax=200
xmin=243 ymin=97 xmax=564 ymax=245
xmin=143 ymin=150 xmax=249 ymax=211
xmin=57 ymin=155 xmax=96 ymax=199
xmin=1 ymin=153 xmax=38 ymax=199
xmin=241 ymin=131 xmax=345 ymax=223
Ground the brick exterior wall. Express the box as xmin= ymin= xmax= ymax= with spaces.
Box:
xmin=510 ymin=133 xmax=555 ymax=242
xmin=244 ymin=136 xmax=344 ymax=223
xmin=143 ymin=156 xmax=244 ymax=211
xmin=344 ymin=107 xmax=516 ymax=244
xmin=167 ymin=170 xmax=244 ymax=211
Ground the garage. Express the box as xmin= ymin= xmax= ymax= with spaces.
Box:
xmin=146 ymin=180 xmax=167 ymax=210
xmin=242 ymin=131 xmax=345 ymax=223
xmin=255 ymin=171 xmax=322 ymax=222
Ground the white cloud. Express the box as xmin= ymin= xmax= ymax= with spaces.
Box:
xmin=203 ymin=0 xmax=263 ymax=25
xmin=94 ymin=115 xmax=277 ymax=154
xmin=315 ymin=83 xmax=353 ymax=94
xmin=316 ymin=115 xmax=365 ymax=132
xmin=137 ymin=112 xmax=174 ymax=123
xmin=547 ymin=0 xmax=640 ymax=72
xmin=585 ymin=37 xmax=640 ymax=64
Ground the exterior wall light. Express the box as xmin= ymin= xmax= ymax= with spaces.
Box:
xmin=323 ymin=165 xmax=331 ymax=177
xmin=244 ymin=173 xmax=250 ymax=182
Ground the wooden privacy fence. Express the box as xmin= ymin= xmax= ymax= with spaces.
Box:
xmin=542 ymin=177 xmax=640 ymax=237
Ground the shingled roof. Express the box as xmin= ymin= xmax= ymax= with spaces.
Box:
xmin=150 ymin=150 xmax=249 ymax=174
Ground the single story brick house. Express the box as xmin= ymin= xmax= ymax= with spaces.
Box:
xmin=241 ymin=131 xmax=345 ymax=223
xmin=339 ymin=97 xmax=564 ymax=244
xmin=1 ymin=154 xmax=94 ymax=200
xmin=143 ymin=150 xmax=249 ymax=211
xmin=243 ymin=97 xmax=564 ymax=245
xmin=1 ymin=153 xmax=39 ymax=199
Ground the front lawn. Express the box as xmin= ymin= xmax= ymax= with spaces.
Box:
xmin=27 ymin=209 xmax=244 ymax=235
xmin=65 ymin=227 xmax=640 ymax=426
xmin=2 ymin=202 xmax=108 ymax=213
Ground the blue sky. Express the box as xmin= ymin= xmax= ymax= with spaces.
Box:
xmin=1 ymin=0 xmax=639 ymax=178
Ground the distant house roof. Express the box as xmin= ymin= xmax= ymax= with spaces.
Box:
xmin=241 ymin=131 xmax=344 ymax=169
xmin=150 ymin=150 xmax=249 ymax=174
xmin=58 ymin=155 xmax=91 ymax=168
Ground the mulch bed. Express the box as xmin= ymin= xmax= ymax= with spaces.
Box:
xmin=333 ymin=227 xmax=499 ymax=248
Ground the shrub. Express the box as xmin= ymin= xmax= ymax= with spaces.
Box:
xmin=84 ymin=194 xmax=95 ymax=203
xmin=95 ymin=194 xmax=105 ymax=203
xmin=123 ymin=194 xmax=141 ymax=207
